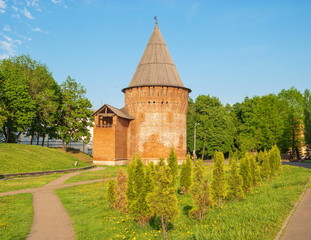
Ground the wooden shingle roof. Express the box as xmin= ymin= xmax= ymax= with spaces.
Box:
xmin=122 ymin=25 xmax=191 ymax=92
xmin=93 ymin=104 xmax=134 ymax=120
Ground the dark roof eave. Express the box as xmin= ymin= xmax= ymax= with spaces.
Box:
xmin=122 ymin=85 xmax=192 ymax=93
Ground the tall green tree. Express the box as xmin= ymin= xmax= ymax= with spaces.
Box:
xmin=211 ymin=151 xmax=227 ymax=206
xmin=303 ymin=89 xmax=311 ymax=146
xmin=58 ymin=76 xmax=93 ymax=150
xmin=0 ymin=56 xmax=35 ymax=142
xmin=146 ymin=160 xmax=179 ymax=239
xmin=193 ymin=95 xmax=236 ymax=157
xmin=15 ymin=55 xmax=61 ymax=145
xmin=234 ymin=94 xmax=286 ymax=152
xmin=278 ymin=87 xmax=304 ymax=158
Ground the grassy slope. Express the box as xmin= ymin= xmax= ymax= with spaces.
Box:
xmin=0 ymin=174 xmax=64 ymax=193
xmin=0 ymin=144 xmax=90 ymax=174
xmin=56 ymin=166 xmax=311 ymax=240
xmin=0 ymin=193 xmax=33 ymax=240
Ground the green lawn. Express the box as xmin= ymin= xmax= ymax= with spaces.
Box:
xmin=0 ymin=144 xmax=90 ymax=174
xmin=65 ymin=166 xmax=127 ymax=184
xmin=57 ymin=165 xmax=311 ymax=240
xmin=0 ymin=193 xmax=33 ymax=240
xmin=0 ymin=173 xmax=64 ymax=193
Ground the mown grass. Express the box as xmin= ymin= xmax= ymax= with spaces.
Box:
xmin=57 ymin=165 xmax=311 ymax=240
xmin=0 ymin=193 xmax=33 ymax=240
xmin=0 ymin=173 xmax=64 ymax=193
xmin=0 ymin=144 xmax=90 ymax=174
xmin=65 ymin=166 xmax=128 ymax=184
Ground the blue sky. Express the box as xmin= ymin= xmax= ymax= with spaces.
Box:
xmin=0 ymin=0 xmax=310 ymax=109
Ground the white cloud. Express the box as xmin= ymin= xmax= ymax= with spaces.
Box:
xmin=27 ymin=0 xmax=39 ymax=7
xmin=0 ymin=9 xmax=4 ymax=13
xmin=0 ymin=0 xmax=7 ymax=9
xmin=32 ymin=27 xmax=49 ymax=34
xmin=0 ymin=33 xmax=23 ymax=59
xmin=3 ymin=25 xmax=11 ymax=32
xmin=12 ymin=6 xmax=19 ymax=12
xmin=22 ymin=7 xmax=34 ymax=19
xmin=0 ymin=40 xmax=16 ymax=59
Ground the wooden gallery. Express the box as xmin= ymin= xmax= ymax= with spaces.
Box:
xmin=93 ymin=22 xmax=191 ymax=165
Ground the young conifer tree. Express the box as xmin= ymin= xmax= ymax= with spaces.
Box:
xmin=248 ymin=154 xmax=261 ymax=187
xmin=106 ymin=179 xmax=116 ymax=208
xmin=239 ymin=156 xmax=252 ymax=193
xmin=114 ymin=168 xmax=128 ymax=213
xmin=126 ymin=157 xmax=137 ymax=206
xmin=167 ymin=148 xmax=178 ymax=186
xmin=189 ymin=159 xmax=212 ymax=219
xmin=227 ymin=159 xmax=244 ymax=201
xmin=260 ymin=150 xmax=271 ymax=179
xmin=257 ymin=150 xmax=265 ymax=165
xmin=269 ymin=145 xmax=282 ymax=175
xmin=211 ymin=151 xmax=227 ymax=206
xmin=180 ymin=154 xmax=192 ymax=194
xmin=146 ymin=160 xmax=179 ymax=239
xmin=126 ymin=157 xmax=152 ymax=224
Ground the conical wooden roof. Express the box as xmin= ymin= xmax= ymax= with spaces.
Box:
xmin=123 ymin=25 xmax=190 ymax=92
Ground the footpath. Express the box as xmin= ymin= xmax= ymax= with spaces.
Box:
xmin=0 ymin=167 xmax=105 ymax=240
xmin=277 ymin=162 xmax=311 ymax=240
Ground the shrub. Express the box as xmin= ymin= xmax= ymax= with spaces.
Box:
xmin=211 ymin=152 xmax=227 ymax=206
xmin=189 ymin=159 xmax=212 ymax=219
xmin=167 ymin=148 xmax=178 ymax=186
xmin=240 ymin=156 xmax=252 ymax=193
xmin=179 ymin=154 xmax=192 ymax=194
xmin=227 ymin=159 xmax=244 ymax=201
xmin=106 ymin=179 xmax=116 ymax=208
xmin=146 ymin=160 xmax=179 ymax=239
xmin=114 ymin=168 xmax=128 ymax=213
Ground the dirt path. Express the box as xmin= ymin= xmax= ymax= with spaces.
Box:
xmin=1 ymin=167 xmax=105 ymax=240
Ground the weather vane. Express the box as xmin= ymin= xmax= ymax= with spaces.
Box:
xmin=154 ymin=16 xmax=158 ymax=26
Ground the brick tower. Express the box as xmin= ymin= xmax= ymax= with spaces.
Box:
xmin=93 ymin=22 xmax=191 ymax=165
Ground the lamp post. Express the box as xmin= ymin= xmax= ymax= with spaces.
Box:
xmin=193 ymin=122 xmax=200 ymax=159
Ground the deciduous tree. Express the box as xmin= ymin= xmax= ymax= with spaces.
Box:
xmin=58 ymin=76 xmax=93 ymax=151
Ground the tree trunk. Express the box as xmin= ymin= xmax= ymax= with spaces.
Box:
xmin=62 ymin=139 xmax=67 ymax=151
xmin=36 ymin=133 xmax=40 ymax=145
xmin=30 ymin=133 xmax=34 ymax=145
xmin=41 ymin=134 xmax=45 ymax=146
xmin=160 ymin=216 xmax=168 ymax=240
xmin=3 ymin=127 xmax=9 ymax=143
xmin=15 ymin=132 xmax=22 ymax=143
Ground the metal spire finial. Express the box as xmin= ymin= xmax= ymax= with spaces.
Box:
xmin=154 ymin=16 xmax=158 ymax=27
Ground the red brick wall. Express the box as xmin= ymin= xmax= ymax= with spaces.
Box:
xmin=124 ymin=86 xmax=189 ymax=161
